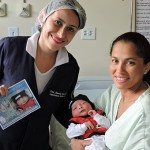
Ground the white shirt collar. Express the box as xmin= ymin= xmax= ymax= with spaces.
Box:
xmin=26 ymin=31 xmax=69 ymax=67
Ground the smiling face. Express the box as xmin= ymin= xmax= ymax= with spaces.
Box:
xmin=38 ymin=9 xmax=79 ymax=54
xmin=16 ymin=96 xmax=29 ymax=105
xmin=110 ymin=41 xmax=148 ymax=91
xmin=71 ymin=100 xmax=93 ymax=117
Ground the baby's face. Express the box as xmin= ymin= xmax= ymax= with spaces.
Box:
xmin=17 ymin=96 xmax=28 ymax=105
xmin=71 ymin=100 xmax=92 ymax=117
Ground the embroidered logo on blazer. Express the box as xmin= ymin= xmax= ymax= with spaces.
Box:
xmin=49 ymin=90 xmax=67 ymax=98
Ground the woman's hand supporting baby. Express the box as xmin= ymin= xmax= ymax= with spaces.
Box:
xmin=71 ymin=138 xmax=92 ymax=150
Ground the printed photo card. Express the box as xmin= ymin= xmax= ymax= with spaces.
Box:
xmin=0 ymin=79 xmax=40 ymax=130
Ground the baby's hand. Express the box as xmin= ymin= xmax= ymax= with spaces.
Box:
xmin=0 ymin=85 xmax=8 ymax=96
xmin=88 ymin=110 xmax=97 ymax=118
xmin=84 ymin=121 xmax=94 ymax=129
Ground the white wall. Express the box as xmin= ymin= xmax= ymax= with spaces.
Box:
xmin=0 ymin=0 xmax=50 ymax=36
xmin=0 ymin=0 xmax=135 ymax=76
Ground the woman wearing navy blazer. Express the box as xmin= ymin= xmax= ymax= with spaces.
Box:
xmin=0 ymin=0 xmax=86 ymax=149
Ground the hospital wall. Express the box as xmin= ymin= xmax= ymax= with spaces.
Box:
xmin=0 ymin=0 xmax=135 ymax=76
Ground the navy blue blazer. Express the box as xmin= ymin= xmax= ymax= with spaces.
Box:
xmin=0 ymin=36 xmax=79 ymax=150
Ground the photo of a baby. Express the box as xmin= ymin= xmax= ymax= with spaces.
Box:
xmin=0 ymin=79 xmax=40 ymax=130
xmin=12 ymin=90 xmax=35 ymax=112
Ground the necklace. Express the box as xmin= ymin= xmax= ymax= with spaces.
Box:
xmin=121 ymin=82 xmax=143 ymax=103
xmin=121 ymin=97 xmax=137 ymax=103
xmin=117 ymin=82 xmax=144 ymax=119
xmin=132 ymin=82 xmax=143 ymax=93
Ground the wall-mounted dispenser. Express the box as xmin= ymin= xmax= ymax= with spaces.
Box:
xmin=17 ymin=0 xmax=31 ymax=17
xmin=0 ymin=1 xmax=6 ymax=17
